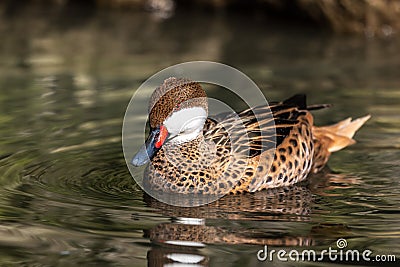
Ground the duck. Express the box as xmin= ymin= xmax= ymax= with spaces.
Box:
xmin=131 ymin=77 xmax=370 ymax=195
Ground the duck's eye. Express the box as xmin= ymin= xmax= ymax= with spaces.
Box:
xmin=175 ymin=103 xmax=180 ymax=109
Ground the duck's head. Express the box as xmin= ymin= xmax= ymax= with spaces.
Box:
xmin=132 ymin=77 xmax=208 ymax=166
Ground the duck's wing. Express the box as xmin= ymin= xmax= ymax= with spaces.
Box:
xmin=239 ymin=105 xmax=300 ymax=157
xmin=203 ymin=94 xmax=330 ymax=158
xmin=243 ymin=94 xmax=331 ymax=150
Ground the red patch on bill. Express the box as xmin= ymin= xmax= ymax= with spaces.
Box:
xmin=155 ymin=125 xmax=168 ymax=148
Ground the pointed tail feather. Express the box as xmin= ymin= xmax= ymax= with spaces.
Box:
xmin=311 ymin=115 xmax=370 ymax=173
xmin=315 ymin=115 xmax=371 ymax=152
xmin=307 ymin=103 xmax=332 ymax=111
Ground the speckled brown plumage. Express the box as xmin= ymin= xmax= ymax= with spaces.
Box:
xmin=141 ymin=77 xmax=370 ymax=194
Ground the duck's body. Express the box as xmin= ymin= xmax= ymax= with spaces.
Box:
xmin=132 ymin=77 xmax=369 ymax=195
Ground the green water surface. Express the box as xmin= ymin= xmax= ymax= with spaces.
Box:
xmin=0 ymin=6 xmax=399 ymax=267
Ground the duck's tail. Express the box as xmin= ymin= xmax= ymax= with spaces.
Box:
xmin=311 ymin=115 xmax=371 ymax=173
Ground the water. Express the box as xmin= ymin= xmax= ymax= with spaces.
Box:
xmin=1 ymin=6 xmax=400 ymax=266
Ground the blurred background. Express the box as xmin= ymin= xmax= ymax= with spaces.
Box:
xmin=0 ymin=1 xmax=399 ymax=266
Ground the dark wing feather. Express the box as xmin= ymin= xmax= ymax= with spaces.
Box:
xmin=203 ymin=95 xmax=330 ymax=158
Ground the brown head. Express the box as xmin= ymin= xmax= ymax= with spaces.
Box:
xmin=132 ymin=77 xmax=208 ymax=166
xmin=148 ymin=77 xmax=208 ymax=128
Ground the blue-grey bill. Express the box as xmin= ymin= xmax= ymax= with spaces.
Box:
xmin=131 ymin=144 xmax=150 ymax=166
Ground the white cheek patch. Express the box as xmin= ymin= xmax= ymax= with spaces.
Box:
xmin=164 ymin=107 xmax=207 ymax=142
xmin=183 ymin=116 xmax=205 ymax=131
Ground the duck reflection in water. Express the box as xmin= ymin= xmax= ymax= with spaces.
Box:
xmin=141 ymin=169 xmax=359 ymax=266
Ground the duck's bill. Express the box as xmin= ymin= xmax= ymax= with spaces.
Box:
xmin=131 ymin=126 xmax=169 ymax=167
xmin=131 ymin=144 xmax=150 ymax=166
